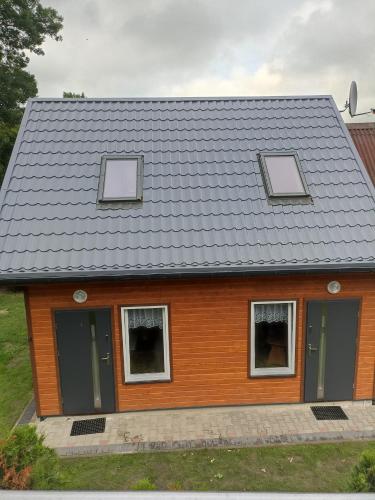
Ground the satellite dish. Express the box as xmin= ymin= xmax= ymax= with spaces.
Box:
xmin=348 ymin=81 xmax=358 ymax=117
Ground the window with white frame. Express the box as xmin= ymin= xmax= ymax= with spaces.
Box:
xmin=250 ymin=301 xmax=296 ymax=376
xmin=121 ymin=305 xmax=170 ymax=383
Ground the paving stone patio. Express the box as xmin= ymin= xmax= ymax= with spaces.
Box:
xmin=35 ymin=401 xmax=375 ymax=456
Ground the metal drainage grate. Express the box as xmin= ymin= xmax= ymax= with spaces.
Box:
xmin=311 ymin=406 xmax=348 ymax=421
xmin=70 ymin=417 xmax=106 ymax=436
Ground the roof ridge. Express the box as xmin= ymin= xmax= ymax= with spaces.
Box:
xmin=29 ymin=94 xmax=333 ymax=103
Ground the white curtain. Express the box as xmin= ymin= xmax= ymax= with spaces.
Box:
xmin=254 ymin=303 xmax=288 ymax=323
xmin=128 ymin=308 xmax=164 ymax=329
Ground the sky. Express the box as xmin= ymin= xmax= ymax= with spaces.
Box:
xmin=28 ymin=0 xmax=375 ymax=121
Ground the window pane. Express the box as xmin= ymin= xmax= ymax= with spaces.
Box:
xmin=264 ymin=156 xmax=305 ymax=194
xmin=128 ymin=308 xmax=165 ymax=375
xmin=103 ymin=159 xmax=138 ymax=199
xmin=254 ymin=303 xmax=289 ymax=369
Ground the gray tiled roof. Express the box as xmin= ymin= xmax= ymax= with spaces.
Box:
xmin=0 ymin=96 xmax=374 ymax=282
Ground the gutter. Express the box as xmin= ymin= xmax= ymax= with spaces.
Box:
xmin=0 ymin=262 xmax=373 ymax=286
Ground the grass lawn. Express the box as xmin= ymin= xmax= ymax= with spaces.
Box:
xmin=0 ymin=291 xmax=32 ymax=438
xmin=57 ymin=441 xmax=375 ymax=492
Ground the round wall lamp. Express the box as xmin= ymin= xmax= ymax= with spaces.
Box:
xmin=327 ymin=281 xmax=341 ymax=294
xmin=73 ymin=289 xmax=88 ymax=303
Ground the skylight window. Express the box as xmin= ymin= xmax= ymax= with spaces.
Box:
xmin=98 ymin=155 xmax=143 ymax=202
xmin=259 ymin=152 xmax=309 ymax=198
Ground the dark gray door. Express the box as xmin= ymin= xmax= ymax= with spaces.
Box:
xmin=55 ymin=309 xmax=115 ymax=415
xmin=304 ymin=300 xmax=359 ymax=402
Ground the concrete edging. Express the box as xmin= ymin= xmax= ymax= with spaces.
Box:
xmin=55 ymin=429 xmax=375 ymax=457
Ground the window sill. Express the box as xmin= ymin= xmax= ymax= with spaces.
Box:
xmin=250 ymin=369 xmax=295 ymax=379
xmin=124 ymin=377 xmax=172 ymax=385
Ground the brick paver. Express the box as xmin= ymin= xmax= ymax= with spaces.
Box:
xmin=36 ymin=401 xmax=375 ymax=456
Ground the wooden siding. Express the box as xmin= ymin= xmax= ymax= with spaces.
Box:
xmin=25 ymin=273 xmax=375 ymax=416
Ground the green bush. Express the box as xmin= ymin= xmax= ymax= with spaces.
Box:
xmin=132 ymin=477 xmax=157 ymax=490
xmin=0 ymin=425 xmax=64 ymax=490
xmin=1 ymin=425 xmax=46 ymax=471
xmin=350 ymin=449 xmax=375 ymax=492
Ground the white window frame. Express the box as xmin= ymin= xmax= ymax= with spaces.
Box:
xmin=250 ymin=300 xmax=296 ymax=377
xmin=121 ymin=305 xmax=170 ymax=383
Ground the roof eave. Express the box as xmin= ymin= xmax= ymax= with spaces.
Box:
xmin=0 ymin=262 xmax=374 ymax=286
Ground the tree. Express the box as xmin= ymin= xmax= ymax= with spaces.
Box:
xmin=63 ymin=91 xmax=86 ymax=98
xmin=0 ymin=0 xmax=63 ymax=183
xmin=0 ymin=123 xmax=19 ymax=183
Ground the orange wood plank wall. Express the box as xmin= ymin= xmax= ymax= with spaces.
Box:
xmin=25 ymin=273 xmax=375 ymax=416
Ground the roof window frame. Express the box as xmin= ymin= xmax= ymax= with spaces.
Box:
xmin=258 ymin=151 xmax=310 ymax=199
xmin=98 ymin=154 xmax=144 ymax=202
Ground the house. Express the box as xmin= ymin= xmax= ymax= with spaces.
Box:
xmin=0 ymin=95 xmax=374 ymax=418
xmin=347 ymin=122 xmax=375 ymax=184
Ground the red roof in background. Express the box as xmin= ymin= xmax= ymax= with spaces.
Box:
xmin=347 ymin=122 xmax=375 ymax=185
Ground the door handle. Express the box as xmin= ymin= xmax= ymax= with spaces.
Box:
xmin=308 ymin=343 xmax=318 ymax=355
xmin=101 ymin=352 xmax=111 ymax=365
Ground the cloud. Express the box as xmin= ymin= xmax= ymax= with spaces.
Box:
xmin=28 ymin=0 xmax=297 ymax=95
xmin=28 ymin=0 xmax=374 ymax=121
xmin=169 ymin=64 xmax=283 ymax=97
xmin=269 ymin=0 xmax=375 ymax=119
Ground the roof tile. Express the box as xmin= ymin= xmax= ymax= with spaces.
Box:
xmin=348 ymin=122 xmax=375 ymax=184
xmin=0 ymin=96 xmax=374 ymax=280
